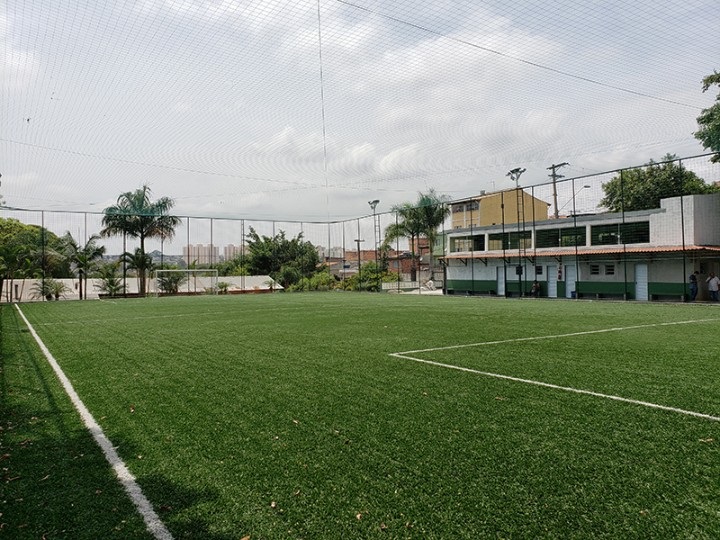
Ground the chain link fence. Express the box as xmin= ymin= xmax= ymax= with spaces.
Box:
xmin=1 ymin=153 xmax=718 ymax=301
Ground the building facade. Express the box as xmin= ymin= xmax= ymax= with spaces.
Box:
xmin=442 ymin=193 xmax=720 ymax=301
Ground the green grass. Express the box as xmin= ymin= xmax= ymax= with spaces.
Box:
xmin=3 ymin=294 xmax=720 ymax=538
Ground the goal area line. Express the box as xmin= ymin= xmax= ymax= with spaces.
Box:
xmin=389 ymin=318 xmax=720 ymax=423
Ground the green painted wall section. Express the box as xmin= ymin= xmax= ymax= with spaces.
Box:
xmin=575 ymin=281 xmax=630 ymax=298
xmin=445 ymin=279 xmax=496 ymax=293
xmin=648 ymin=282 xmax=686 ymax=297
xmin=446 ymin=279 xmax=687 ymax=300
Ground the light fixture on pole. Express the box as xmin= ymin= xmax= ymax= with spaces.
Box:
xmin=368 ymin=199 xmax=380 ymax=291
xmin=507 ymin=167 xmax=526 ymax=296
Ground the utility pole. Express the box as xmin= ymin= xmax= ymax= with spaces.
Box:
xmin=547 ymin=162 xmax=569 ymax=219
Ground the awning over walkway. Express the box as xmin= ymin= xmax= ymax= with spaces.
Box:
xmin=442 ymin=245 xmax=720 ymax=260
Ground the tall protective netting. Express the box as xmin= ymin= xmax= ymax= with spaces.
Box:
xmin=1 ymin=153 xmax=718 ymax=302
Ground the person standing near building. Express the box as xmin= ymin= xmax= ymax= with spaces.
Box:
xmin=531 ymin=280 xmax=540 ymax=297
xmin=689 ymin=270 xmax=700 ymax=301
xmin=706 ymin=272 xmax=720 ymax=301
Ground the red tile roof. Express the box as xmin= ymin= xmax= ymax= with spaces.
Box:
xmin=442 ymin=245 xmax=720 ymax=259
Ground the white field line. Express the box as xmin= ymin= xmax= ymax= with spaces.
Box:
xmin=390 ymin=318 xmax=720 ymax=422
xmin=396 ymin=318 xmax=720 ymax=355
xmin=14 ymin=305 xmax=174 ymax=540
xmin=33 ymin=303 xmax=328 ymax=326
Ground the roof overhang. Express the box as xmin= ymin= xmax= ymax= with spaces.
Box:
xmin=442 ymin=245 xmax=720 ymax=260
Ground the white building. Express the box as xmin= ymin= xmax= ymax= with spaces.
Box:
xmin=443 ymin=193 xmax=720 ymax=301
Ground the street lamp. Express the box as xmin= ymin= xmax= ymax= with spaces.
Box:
xmin=507 ymin=167 xmax=526 ymax=296
xmin=368 ymin=199 xmax=380 ymax=291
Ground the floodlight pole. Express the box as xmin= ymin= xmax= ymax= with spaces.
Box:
xmin=569 ymin=182 xmax=591 ymax=299
xmin=507 ymin=167 xmax=526 ymax=297
xmin=368 ymin=199 xmax=380 ymax=291
xmin=354 ymin=238 xmax=364 ymax=291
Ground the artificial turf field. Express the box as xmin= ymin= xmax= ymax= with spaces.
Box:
xmin=2 ymin=293 xmax=720 ymax=539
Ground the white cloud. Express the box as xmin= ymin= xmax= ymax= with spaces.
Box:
xmin=2 ymin=0 xmax=717 ymax=231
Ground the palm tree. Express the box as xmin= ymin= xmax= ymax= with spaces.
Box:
xmin=30 ymin=278 xmax=70 ymax=301
xmin=414 ymin=189 xmax=451 ymax=277
xmin=384 ymin=189 xmax=450 ymax=281
xmin=101 ymin=185 xmax=180 ymax=295
xmin=61 ymin=233 xmax=106 ymax=299
xmin=95 ymin=261 xmax=125 ymax=297
xmin=121 ymin=248 xmax=154 ymax=295
xmin=384 ymin=203 xmax=424 ymax=281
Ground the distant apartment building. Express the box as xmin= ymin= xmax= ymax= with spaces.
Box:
xmin=183 ymin=244 xmax=219 ymax=265
xmin=224 ymin=244 xmax=245 ymax=261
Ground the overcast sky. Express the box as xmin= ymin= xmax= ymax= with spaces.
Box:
xmin=2 ymin=0 xmax=719 ymax=235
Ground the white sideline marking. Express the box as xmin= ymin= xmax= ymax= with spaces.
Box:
xmin=15 ymin=305 xmax=174 ymax=540
xmin=396 ymin=318 xmax=720 ymax=355
xmin=390 ymin=318 xmax=720 ymax=422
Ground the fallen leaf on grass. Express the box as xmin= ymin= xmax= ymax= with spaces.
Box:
xmin=699 ymin=438 xmax=714 ymax=443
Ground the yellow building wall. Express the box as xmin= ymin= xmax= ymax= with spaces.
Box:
xmin=450 ymin=190 xmax=549 ymax=229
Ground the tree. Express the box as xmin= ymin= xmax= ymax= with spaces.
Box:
xmin=695 ymin=71 xmax=720 ymax=163
xmin=157 ymin=271 xmax=188 ymax=294
xmin=95 ymin=261 xmax=125 ymax=297
xmin=384 ymin=189 xmax=450 ymax=281
xmin=215 ymin=255 xmax=249 ymax=277
xmin=245 ymin=227 xmax=321 ymax=289
xmin=600 ymin=154 xmax=719 ymax=212
xmin=60 ymin=233 xmax=106 ymax=299
xmin=0 ymin=218 xmax=69 ymax=301
xmin=413 ymin=189 xmax=451 ymax=275
xmin=101 ymin=185 xmax=180 ymax=295
xmin=30 ymin=278 xmax=70 ymax=301
xmin=121 ymin=247 xmax=154 ymax=294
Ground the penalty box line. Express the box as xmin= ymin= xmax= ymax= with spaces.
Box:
xmin=390 ymin=318 xmax=720 ymax=423
xmin=389 ymin=353 xmax=720 ymax=422
xmin=14 ymin=305 xmax=174 ymax=540
xmin=396 ymin=317 xmax=720 ymax=355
